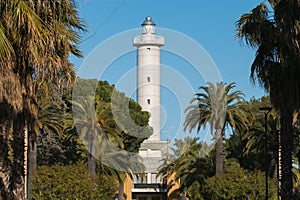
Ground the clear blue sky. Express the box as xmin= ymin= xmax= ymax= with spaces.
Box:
xmin=71 ymin=0 xmax=267 ymax=143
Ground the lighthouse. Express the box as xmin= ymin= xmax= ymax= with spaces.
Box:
xmin=131 ymin=17 xmax=168 ymax=200
xmin=133 ymin=16 xmax=164 ymax=141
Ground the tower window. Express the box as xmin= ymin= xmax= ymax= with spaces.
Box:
xmin=147 ymin=77 xmax=150 ymax=82
xmin=147 ymin=47 xmax=151 ymax=52
xmin=147 ymin=99 xmax=151 ymax=104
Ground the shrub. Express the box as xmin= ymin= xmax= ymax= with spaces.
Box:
xmin=30 ymin=162 xmax=117 ymax=200
xmin=204 ymin=164 xmax=277 ymax=200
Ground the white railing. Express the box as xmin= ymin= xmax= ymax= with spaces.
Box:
xmin=133 ymin=35 xmax=164 ymax=46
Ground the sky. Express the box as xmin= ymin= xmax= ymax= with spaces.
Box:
xmin=71 ymin=0 xmax=268 ymax=145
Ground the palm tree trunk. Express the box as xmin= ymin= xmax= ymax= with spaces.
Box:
xmin=215 ymin=129 xmax=224 ymax=176
xmin=118 ymin=182 xmax=124 ymax=200
xmin=88 ymin=154 xmax=96 ymax=177
xmin=271 ymin=157 xmax=278 ymax=179
xmin=0 ymin=104 xmax=14 ymax=200
xmin=24 ymin=125 xmax=29 ymax=200
xmin=0 ymin=120 xmax=12 ymax=200
xmin=29 ymin=137 xmax=37 ymax=178
xmin=181 ymin=187 xmax=187 ymax=200
xmin=12 ymin=117 xmax=26 ymax=199
xmin=0 ymin=159 xmax=9 ymax=199
xmin=278 ymin=132 xmax=282 ymax=200
xmin=280 ymin=111 xmax=294 ymax=200
xmin=28 ymin=134 xmax=37 ymax=199
xmin=88 ymin=131 xmax=96 ymax=177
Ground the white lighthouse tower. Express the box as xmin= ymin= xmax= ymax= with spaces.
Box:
xmin=131 ymin=17 xmax=168 ymax=200
xmin=133 ymin=16 xmax=164 ymax=141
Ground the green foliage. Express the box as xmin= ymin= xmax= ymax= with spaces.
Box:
xmin=225 ymin=96 xmax=279 ymax=174
xmin=236 ymin=1 xmax=300 ymax=197
xmin=30 ymin=163 xmax=117 ymax=200
xmin=72 ymin=78 xmax=152 ymax=152
xmin=204 ymin=160 xmax=277 ymax=200
xmin=37 ymin=79 xmax=151 ymax=166
xmin=159 ymin=137 xmax=214 ymax=199
xmin=187 ymin=182 xmax=205 ymax=200
xmin=36 ymin=96 xmax=85 ymax=166
xmin=184 ymin=82 xmax=251 ymax=133
xmin=164 ymin=96 xmax=286 ymax=199
xmin=0 ymin=0 xmax=85 ymax=197
xmin=36 ymin=128 xmax=85 ymax=166
xmin=184 ymin=82 xmax=251 ymax=176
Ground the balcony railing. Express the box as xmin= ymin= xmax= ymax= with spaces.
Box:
xmin=133 ymin=35 xmax=164 ymax=46
xmin=134 ymin=183 xmax=167 ymax=189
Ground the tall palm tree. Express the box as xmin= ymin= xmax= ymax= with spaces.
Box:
xmin=184 ymin=82 xmax=250 ymax=176
xmin=236 ymin=1 xmax=300 ymax=198
xmin=71 ymin=95 xmax=103 ymax=177
xmin=0 ymin=0 xmax=84 ymax=198
xmin=71 ymin=79 xmax=126 ymax=176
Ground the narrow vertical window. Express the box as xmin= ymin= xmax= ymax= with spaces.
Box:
xmin=147 ymin=76 xmax=150 ymax=82
xmin=147 ymin=99 xmax=151 ymax=104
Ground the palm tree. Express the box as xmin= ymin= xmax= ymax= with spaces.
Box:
xmin=0 ymin=0 xmax=84 ymax=198
xmin=72 ymin=79 xmax=151 ymax=200
xmin=29 ymin=100 xmax=65 ymax=180
xmin=158 ymin=140 xmax=197 ymax=200
xmin=71 ymin=79 xmax=127 ymax=176
xmin=184 ymin=82 xmax=250 ymax=176
xmin=158 ymin=138 xmax=214 ymax=199
xmin=236 ymin=1 xmax=300 ymax=198
xmin=71 ymin=95 xmax=103 ymax=177
xmin=245 ymin=111 xmax=280 ymax=178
